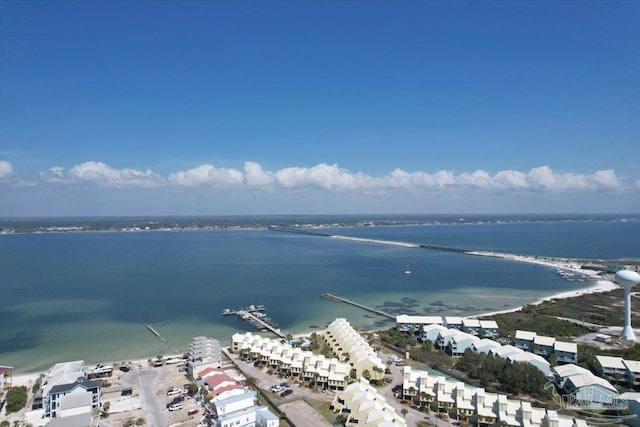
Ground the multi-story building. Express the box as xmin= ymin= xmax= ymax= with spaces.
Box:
xmin=231 ymin=332 xmax=349 ymax=389
xmin=331 ymin=378 xmax=407 ymax=427
xmin=402 ymin=366 xmax=588 ymax=427
xmin=323 ymin=318 xmax=386 ymax=381
xmin=188 ymin=336 xmax=222 ymax=376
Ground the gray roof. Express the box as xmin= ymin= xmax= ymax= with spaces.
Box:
xmin=47 ymin=412 xmax=92 ymax=427
xmin=50 ymin=377 xmax=102 ymax=395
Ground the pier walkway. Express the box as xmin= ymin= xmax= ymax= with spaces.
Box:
xmin=237 ymin=310 xmax=285 ymax=338
xmin=321 ymin=293 xmax=395 ymax=320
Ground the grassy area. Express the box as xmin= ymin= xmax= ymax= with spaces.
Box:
xmin=304 ymin=399 xmax=341 ymax=425
xmin=483 ymin=288 xmax=640 ymax=336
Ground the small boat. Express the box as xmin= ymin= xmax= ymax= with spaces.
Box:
xmin=222 ymin=308 xmax=232 ymax=316
xmin=404 ymin=263 xmax=412 ymax=274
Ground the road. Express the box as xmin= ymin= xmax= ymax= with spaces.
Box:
xmin=121 ymin=367 xmax=167 ymax=427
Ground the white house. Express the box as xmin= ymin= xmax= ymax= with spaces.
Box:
xmin=554 ymin=364 xmax=619 ymax=407
xmin=331 ymin=378 xmax=407 ymax=427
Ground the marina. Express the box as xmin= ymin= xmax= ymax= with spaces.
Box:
xmin=222 ymin=304 xmax=284 ymax=338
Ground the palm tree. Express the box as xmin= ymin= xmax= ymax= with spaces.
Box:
xmin=401 ymin=408 xmax=408 ymax=419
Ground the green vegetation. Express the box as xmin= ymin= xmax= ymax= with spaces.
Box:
xmin=378 ymin=328 xmax=418 ymax=349
xmin=308 ymin=332 xmax=334 ymax=358
xmin=483 ymin=309 xmax=590 ymax=339
xmin=485 ymin=288 xmax=640 ymax=335
xmin=5 ymin=386 xmax=28 ymax=413
xmin=455 ymin=349 xmax=551 ymax=399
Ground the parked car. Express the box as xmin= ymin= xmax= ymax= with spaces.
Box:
xmin=188 ymin=409 xmax=199 ymax=416
xmin=119 ymin=366 xmax=130 ymax=373
xmin=168 ymin=403 xmax=183 ymax=411
xmin=280 ymin=389 xmax=293 ymax=397
xmin=167 ymin=387 xmax=182 ymax=396
xmin=280 ymin=382 xmax=290 ymax=388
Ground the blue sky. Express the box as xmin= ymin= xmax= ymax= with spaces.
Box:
xmin=1 ymin=1 xmax=638 ymax=216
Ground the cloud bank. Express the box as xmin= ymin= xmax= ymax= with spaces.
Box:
xmin=15 ymin=160 xmax=624 ymax=193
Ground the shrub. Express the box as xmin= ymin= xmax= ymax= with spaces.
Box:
xmin=5 ymin=386 xmax=28 ymax=413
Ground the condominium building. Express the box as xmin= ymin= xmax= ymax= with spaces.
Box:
xmin=231 ymin=332 xmax=350 ymax=390
xmin=323 ymin=318 xmax=386 ymax=381
xmin=402 ymin=366 xmax=588 ymax=427
xmin=331 ymin=378 xmax=407 ymax=427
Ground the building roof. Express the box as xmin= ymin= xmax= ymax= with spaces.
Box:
xmin=553 ymin=341 xmax=577 ymax=353
xmin=479 ymin=320 xmax=499 ymax=329
xmin=462 ymin=318 xmax=480 ymax=327
xmin=533 ymin=335 xmax=556 ymax=346
xmin=596 ymin=355 xmax=626 ymax=370
xmin=49 ymin=377 xmax=102 ymax=395
xmin=515 ymin=330 xmax=537 ymax=341
xmin=396 ymin=315 xmax=443 ymax=324
xmin=623 ymin=359 xmax=640 ymax=373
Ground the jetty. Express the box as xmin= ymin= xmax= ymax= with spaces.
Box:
xmin=146 ymin=324 xmax=180 ymax=353
xmin=222 ymin=304 xmax=284 ymax=338
xmin=321 ymin=293 xmax=395 ymax=320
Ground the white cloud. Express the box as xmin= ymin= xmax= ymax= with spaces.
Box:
xmin=0 ymin=160 xmax=13 ymax=178
xmin=6 ymin=161 xmax=631 ymax=195
xmin=167 ymin=164 xmax=244 ymax=187
xmin=41 ymin=161 xmax=162 ymax=188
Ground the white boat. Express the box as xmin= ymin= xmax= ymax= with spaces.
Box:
xmin=404 ymin=264 xmax=412 ymax=274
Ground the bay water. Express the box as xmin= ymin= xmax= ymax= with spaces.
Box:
xmin=0 ymin=216 xmax=638 ymax=374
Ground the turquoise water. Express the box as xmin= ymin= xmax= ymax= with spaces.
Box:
xmin=0 ymin=218 xmax=638 ymax=373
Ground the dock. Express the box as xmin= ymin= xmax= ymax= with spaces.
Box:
xmin=223 ymin=304 xmax=285 ymax=338
xmin=321 ymin=293 xmax=395 ymax=320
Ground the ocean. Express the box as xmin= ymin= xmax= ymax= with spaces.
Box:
xmin=0 ymin=215 xmax=638 ymax=374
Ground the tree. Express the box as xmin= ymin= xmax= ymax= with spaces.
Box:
xmin=362 ymin=369 xmax=371 ymax=380
xmin=401 ymin=408 xmax=408 ymax=419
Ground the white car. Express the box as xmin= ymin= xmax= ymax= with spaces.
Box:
xmin=168 ymin=403 xmax=183 ymax=411
xmin=167 ymin=388 xmax=182 ymax=396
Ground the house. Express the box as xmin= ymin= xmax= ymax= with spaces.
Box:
xmin=471 ymin=338 xmax=502 ymax=354
xmin=46 ymin=377 xmax=102 ymax=419
xmin=446 ymin=333 xmax=480 ymax=357
xmin=0 ymin=366 xmax=13 ymax=388
xmin=514 ymin=330 xmax=537 ymax=350
xmin=623 ymin=360 xmax=640 ymax=388
xmin=445 ymin=316 xmax=463 ymax=331
xmin=553 ymin=341 xmax=578 ymax=364
xmin=554 ymin=364 xmax=619 ymax=407
xmin=596 ymin=355 xmax=627 ymax=381
xmin=396 ymin=315 xmax=443 ymax=332
xmin=462 ymin=318 xmax=481 ymax=336
xmin=421 ymin=324 xmax=449 ymax=343
xmin=331 ymin=378 xmax=407 ymax=427
xmin=533 ymin=335 xmax=556 ymax=356
xmin=479 ymin=320 xmax=499 ymax=338
xmin=211 ymin=390 xmax=280 ymax=427
xmin=506 ymin=352 xmax=552 ymax=378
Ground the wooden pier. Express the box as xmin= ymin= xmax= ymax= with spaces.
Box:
xmin=222 ymin=304 xmax=285 ymax=338
xmin=321 ymin=293 xmax=395 ymax=320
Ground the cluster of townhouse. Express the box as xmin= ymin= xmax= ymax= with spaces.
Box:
xmin=31 ymin=360 xmax=102 ymax=427
xmin=513 ymin=331 xmax=578 ymax=364
xmin=331 ymin=378 xmax=407 ymax=427
xmin=596 ymin=355 xmax=640 ymax=388
xmin=396 ymin=315 xmax=499 ymax=338
xmin=422 ymin=324 xmax=554 ymax=377
xmin=400 ymin=365 xmax=587 ymax=427
xmin=323 ymin=318 xmax=386 ymax=381
xmin=195 ymin=367 xmax=279 ymax=427
xmin=231 ymin=331 xmax=351 ymax=390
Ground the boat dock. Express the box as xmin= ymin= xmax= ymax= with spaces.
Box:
xmin=321 ymin=293 xmax=395 ymax=320
xmin=222 ymin=304 xmax=284 ymax=338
